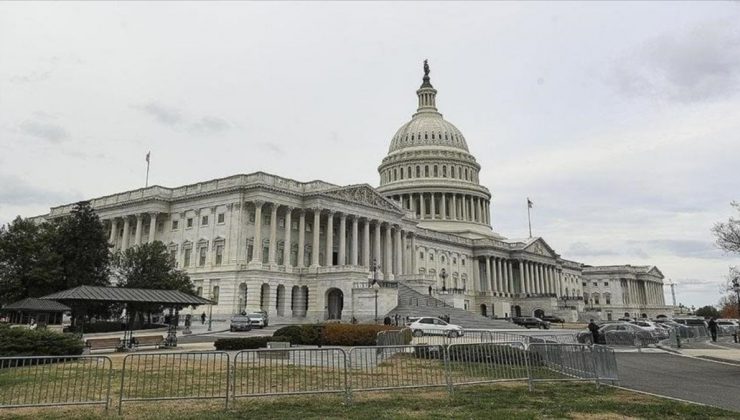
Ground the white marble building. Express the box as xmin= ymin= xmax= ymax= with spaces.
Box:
xmin=38 ymin=64 xmax=673 ymax=323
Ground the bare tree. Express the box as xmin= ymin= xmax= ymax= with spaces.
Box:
xmin=713 ymin=201 xmax=740 ymax=254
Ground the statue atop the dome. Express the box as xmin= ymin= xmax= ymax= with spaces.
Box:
xmin=423 ymin=59 xmax=430 ymax=77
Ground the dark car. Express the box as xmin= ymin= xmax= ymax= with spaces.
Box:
xmin=513 ymin=317 xmax=550 ymax=329
xmin=540 ymin=315 xmax=565 ymax=324
xmin=229 ymin=315 xmax=253 ymax=332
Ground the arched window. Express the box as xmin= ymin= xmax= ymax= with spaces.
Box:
xmin=399 ymin=168 xmax=403 ymax=180
xmin=451 ymin=166 xmax=456 ymax=178
xmin=393 ymin=168 xmax=397 ymax=181
xmin=442 ymin=166 xmax=447 ymax=177
xmin=416 ymin=166 xmax=421 ymax=177
xmin=407 ymin=166 xmax=411 ymax=178
xmin=433 ymin=166 xmax=438 ymax=177
xmin=464 ymin=168 xmax=468 ymax=180
xmin=425 ymin=166 xmax=429 ymax=177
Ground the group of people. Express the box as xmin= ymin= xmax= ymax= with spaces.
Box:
xmin=383 ymin=314 xmax=401 ymax=326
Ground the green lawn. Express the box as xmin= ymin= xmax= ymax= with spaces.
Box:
xmin=2 ymin=382 xmax=738 ymax=419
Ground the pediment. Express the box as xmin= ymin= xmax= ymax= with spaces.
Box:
xmin=321 ymin=184 xmax=402 ymax=212
xmin=523 ymin=238 xmax=559 ymax=259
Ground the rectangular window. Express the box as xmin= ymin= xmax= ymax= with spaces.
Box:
xmin=172 ymin=220 xmax=179 ymax=230
xmin=217 ymin=213 xmax=225 ymax=224
xmin=201 ymin=215 xmax=209 ymax=226
xmin=169 ymin=248 xmax=177 ymax=263
xmin=606 ymin=297 xmax=611 ymax=305
xmin=278 ymin=217 xmax=285 ymax=228
xmin=604 ymin=281 xmax=609 ymax=286
xmin=593 ymin=282 xmax=597 ymax=287
xmin=306 ymin=223 xmax=312 ymax=232
xmin=158 ymin=222 xmax=164 ymax=232
xmin=199 ymin=247 xmax=207 ymax=266
xmin=215 ymin=244 xmax=224 ymax=265
xmin=212 ymin=286 xmax=219 ymax=303
xmin=196 ymin=286 xmax=202 ymax=297
xmin=187 ymin=218 xmax=193 ymax=228
xmin=183 ymin=248 xmax=191 ymax=267
xmin=291 ymin=220 xmax=299 ymax=230
xmin=582 ymin=282 xmax=587 ymax=287
xmin=246 ymin=244 xmax=253 ymax=261
xmin=249 ymin=212 xmax=255 ymax=223
xmin=264 ymin=214 xmax=271 ymax=225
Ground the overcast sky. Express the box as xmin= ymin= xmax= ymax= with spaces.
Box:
xmin=1 ymin=2 xmax=739 ymax=307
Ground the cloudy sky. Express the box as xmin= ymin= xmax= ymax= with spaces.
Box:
xmin=1 ymin=2 xmax=739 ymax=307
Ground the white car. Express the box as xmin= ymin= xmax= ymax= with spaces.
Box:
xmin=717 ymin=319 xmax=739 ymax=335
xmin=409 ymin=317 xmax=464 ymax=338
xmin=246 ymin=312 xmax=268 ymax=328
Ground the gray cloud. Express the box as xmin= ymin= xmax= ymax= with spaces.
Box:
xmin=628 ymin=239 xmax=723 ymax=259
xmin=257 ymin=141 xmax=284 ymax=154
xmin=611 ymin=19 xmax=740 ymax=102
xmin=135 ymin=102 xmax=231 ymax=135
xmin=19 ymin=116 xmax=68 ymax=142
xmin=0 ymin=174 xmax=79 ymax=207
xmin=10 ymin=70 xmax=51 ymax=84
xmin=136 ymin=102 xmax=183 ymax=126
xmin=565 ymin=241 xmax=650 ymax=259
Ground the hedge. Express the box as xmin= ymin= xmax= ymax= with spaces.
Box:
xmin=65 ymin=322 xmax=166 ymax=334
xmin=273 ymin=324 xmax=407 ymax=346
xmin=0 ymin=324 xmax=85 ymax=357
xmin=214 ymin=336 xmax=290 ymax=351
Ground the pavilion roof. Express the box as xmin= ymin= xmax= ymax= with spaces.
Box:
xmin=40 ymin=285 xmax=213 ymax=306
xmin=2 ymin=297 xmax=71 ymax=312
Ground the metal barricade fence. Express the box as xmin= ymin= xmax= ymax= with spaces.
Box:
xmin=445 ymin=342 xmax=529 ymax=387
xmin=348 ymin=344 xmax=448 ymax=395
xmin=591 ymin=345 xmax=619 ymax=384
xmin=118 ymin=351 xmax=230 ymax=415
xmin=376 ymin=328 xmax=412 ymax=346
xmin=0 ymin=355 xmax=112 ymax=410
xmin=233 ymin=347 xmax=348 ymax=400
xmin=527 ymin=343 xmax=597 ymax=388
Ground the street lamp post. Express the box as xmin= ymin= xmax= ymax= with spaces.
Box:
xmin=440 ymin=269 xmax=448 ymax=292
xmin=732 ymin=277 xmax=740 ymax=318
xmin=371 ymin=258 xmax=380 ymax=286
xmin=372 ymin=282 xmax=380 ymax=324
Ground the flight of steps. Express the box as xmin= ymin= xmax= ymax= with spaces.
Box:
xmin=387 ymin=283 xmax=522 ymax=330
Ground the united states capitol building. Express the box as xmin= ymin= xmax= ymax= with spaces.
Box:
xmin=40 ymin=63 xmax=672 ymax=324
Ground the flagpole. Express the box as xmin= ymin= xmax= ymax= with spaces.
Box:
xmin=145 ymin=151 xmax=150 ymax=188
xmin=527 ymin=198 xmax=532 ymax=238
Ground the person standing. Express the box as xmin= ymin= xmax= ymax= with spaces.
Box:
xmin=201 ymin=312 xmax=206 ymax=325
xmin=587 ymin=319 xmax=599 ymax=344
xmin=708 ymin=317 xmax=718 ymax=342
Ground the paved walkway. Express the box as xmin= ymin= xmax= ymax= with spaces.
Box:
xmin=616 ymin=352 xmax=740 ymax=412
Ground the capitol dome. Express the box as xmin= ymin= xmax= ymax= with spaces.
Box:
xmin=377 ymin=61 xmax=496 ymax=239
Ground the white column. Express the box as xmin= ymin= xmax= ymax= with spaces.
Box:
xmin=311 ymin=208 xmax=321 ymax=267
xmin=283 ymin=207 xmax=293 ymax=268
xmin=325 ymin=211 xmax=334 ymax=267
xmin=410 ymin=234 xmax=417 ymax=274
xmin=363 ymin=219 xmax=371 ymax=267
xmin=384 ymin=224 xmax=392 ymax=278
xmin=351 ymin=216 xmax=359 ymax=266
xmin=268 ymin=203 xmax=278 ymax=265
xmin=338 ymin=213 xmax=346 ymax=265
xmin=394 ymin=227 xmax=402 ymax=276
xmin=451 ymin=194 xmax=457 ymax=220
xmin=496 ymin=258 xmax=503 ymax=292
xmin=134 ymin=214 xmax=143 ymax=246
xmin=297 ymin=210 xmax=306 ymax=268
xmin=109 ymin=218 xmax=118 ymax=247
xmin=485 ymin=257 xmax=492 ymax=292
xmin=148 ymin=213 xmax=157 ymax=243
xmin=373 ymin=221 xmax=382 ymax=268
xmin=121 ymin=217 xmax=131 ymax=251
xmin=430 ymin=193 xmax=436 ymax=220
xmin=420 ymin=193 xmax=426 ymax=219
xmin=252 ymin=201 xmax=264 ymax=263
xmin=440 ymin=193 xmax=447 ymax=220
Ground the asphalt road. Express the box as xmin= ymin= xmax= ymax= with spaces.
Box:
xmin=616 ymin=352 xmax=740 ymax=413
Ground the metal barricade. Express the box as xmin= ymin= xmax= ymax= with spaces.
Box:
xmin=446 ymin=342 xmax=529 ymax=387
xmin=348 ymin=345 xmax=448 ymax=394
xmin=527 ymin=343 xmax=597 ymax=388
xmin=591 ymin=345 xmax=619 ymax=384
xmin=376 ymin=328 xmax=412 ymax=346
xmin=0 ymin=355 xmax=112 ymax=410
xmin=118 ymin=351 xmax=230 ymax=414
xmin=233 ymin=347 xmax=348 ymax=400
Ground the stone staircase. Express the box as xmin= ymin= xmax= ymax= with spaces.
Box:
xmin=387 ymin=283 xmax=521 ymax=330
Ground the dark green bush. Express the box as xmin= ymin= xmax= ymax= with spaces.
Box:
xmin=214 ymin=335 xmax=289 ymax=351
xmin=273 ymin=324 xmax=405 ymax=346
xmin=0 ymin=324 xmax=84 ymax=357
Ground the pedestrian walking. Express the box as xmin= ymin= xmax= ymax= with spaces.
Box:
xmin=587 ymin=319 xmax=599 ymax=344
xmin=394 ymin=314 xmax=399 ymax=326
xmin=384 ymin=316 xmax=392 ymax=326
xmin=708 ymin=317 xmax=718 ymax=342
xmin=201 ymin=312 xmax=206 ymax=325
xmin=428 ymin=285 xmax=432 ymax=295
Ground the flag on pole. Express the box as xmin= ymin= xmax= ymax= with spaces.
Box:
xmin=527 ymin=198 xmax=533 ymax=208
xmin=146 ymin=151 xmax=150 ymax=163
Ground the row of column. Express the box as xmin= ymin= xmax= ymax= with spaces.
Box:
xmin=249 ymin=201 xmax=417 ymax=279
xmin=478 ymin=257 xmax=562 ymax=297
xmin=645 ymin=282 xmax=665 ymax=306
xmin=391 ymin=193 xmax=490 ymax=225
xmin=107 ymin=213 xmax=158 ymax=251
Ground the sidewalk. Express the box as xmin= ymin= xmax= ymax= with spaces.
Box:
xmin=82 ymin=322 xmax=228 ymax=340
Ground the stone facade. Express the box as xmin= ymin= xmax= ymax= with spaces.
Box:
xmin=35 ymin=64 xmax=673 ymax=323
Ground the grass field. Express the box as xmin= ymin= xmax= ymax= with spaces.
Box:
xmin=1 ymin=382 xmax=738 ymax=419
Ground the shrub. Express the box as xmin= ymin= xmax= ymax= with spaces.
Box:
xmin=0 ymin=324 xmax=84 ymax=357
xmin=65 ymin=322 xmax=166 ymax=334
xmin=273 ymin=324 xmax=405 ymax=346
xmin=214 ymin=336 xmax=289 ymax=351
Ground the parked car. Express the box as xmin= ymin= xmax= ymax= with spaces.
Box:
xmin=229 ymin=315 xmax=252 ymax=332
xmin=246 ymin=311 xmax=268 ymax=328
xmin=409 ymin=317 xmax=464 ymax=338
xmin=540 ymin=315 xmax=565 ymax=324
xmin=597 ymin=322 xmax=654 ymax=345
xmin=673 ymin=318 xmax=708 ymax=328
xmin=630 ymin=320 xmax=668 ymax=339
xmin=717 ymin=319 xmax=739 ymax=335
xmin=512 ymin=317 xmax=550 ymax=329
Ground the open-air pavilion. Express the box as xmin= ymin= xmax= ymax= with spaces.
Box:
xmin=40 ymin=285 xmax=213 ymax=348
xmin=0 ymin=297 xmax=71 ymax=331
